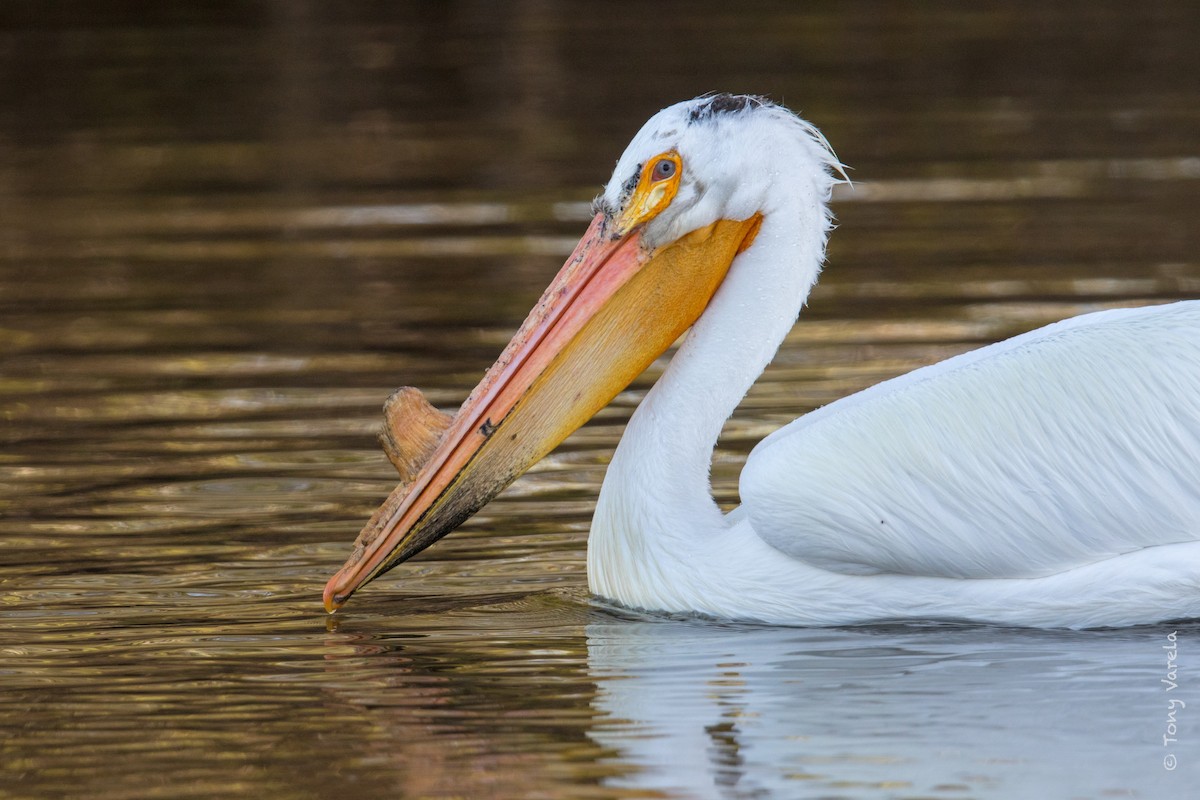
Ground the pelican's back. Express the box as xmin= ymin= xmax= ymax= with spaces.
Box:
xmin=742 ymin=301 xmax=1200 ymax=580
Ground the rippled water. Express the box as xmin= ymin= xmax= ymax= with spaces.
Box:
xmin=2 ymin=2 xmax=1199 ymax=798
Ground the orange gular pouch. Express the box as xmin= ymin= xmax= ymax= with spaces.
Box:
xmin=324 ymin=212 xmax=763 ymax=611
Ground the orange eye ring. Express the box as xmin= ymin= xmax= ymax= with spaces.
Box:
xmin=612 ymin=151 xmax=682 ymax=236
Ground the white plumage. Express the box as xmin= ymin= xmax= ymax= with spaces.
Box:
xmin=586 ymin=95 xmax=1200 ymax=628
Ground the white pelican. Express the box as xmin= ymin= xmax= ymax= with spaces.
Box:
xmin=325 ymin=94 xmax=1200 ymax=628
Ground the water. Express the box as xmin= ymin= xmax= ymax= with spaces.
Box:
xmin=2 ymin=2 xmax=1198 ymax=797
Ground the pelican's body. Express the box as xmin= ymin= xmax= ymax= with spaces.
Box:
xmin=592 ymin=302 xmax=1200 ymax=627
xmin=327 ymin=95 xmax=1200 ymax=628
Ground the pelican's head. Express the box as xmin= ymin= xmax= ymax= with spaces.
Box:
xmin=596 ymin=94 xmax=841 ymax=250
xmin=324 ymin=94 xmax=841 ymax=611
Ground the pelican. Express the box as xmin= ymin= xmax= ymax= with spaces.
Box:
xmin=325 ymin=94 xmax=1200 ymax=628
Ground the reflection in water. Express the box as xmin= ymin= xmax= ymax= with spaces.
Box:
xmin=315 ymin=600 xmax=616 ymax=800
xmin=2 ymin=0 xmax=1199 ymax=797
xmin=587 ymin=620 xmax=1200 ymax=798
xmin=307 ymin=613 xmax=1200 ymax=799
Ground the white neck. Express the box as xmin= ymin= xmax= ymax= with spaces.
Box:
xmin=588 ymin=190 xmax=830 ymax=604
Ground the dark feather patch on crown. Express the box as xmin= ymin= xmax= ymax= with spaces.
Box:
xmin=687 ymin=93 xmax=769 ymax=124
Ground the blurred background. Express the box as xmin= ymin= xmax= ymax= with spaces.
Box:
xmin=1 ymin=2 xmax=1198 ymax=798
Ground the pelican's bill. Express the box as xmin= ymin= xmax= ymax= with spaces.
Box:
xmin=324 ymin=213 xmax=763 ymax=611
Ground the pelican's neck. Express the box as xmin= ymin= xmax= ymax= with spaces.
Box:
xmin=589 ymin=186 xmax=832 ymax=598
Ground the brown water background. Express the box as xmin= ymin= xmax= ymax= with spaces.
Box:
xmin=2 ymin=2 xmax=1199 ymax=798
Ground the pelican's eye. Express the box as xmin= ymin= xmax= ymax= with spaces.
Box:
xmin=612 ymin=151 xmax=682 ymax=236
